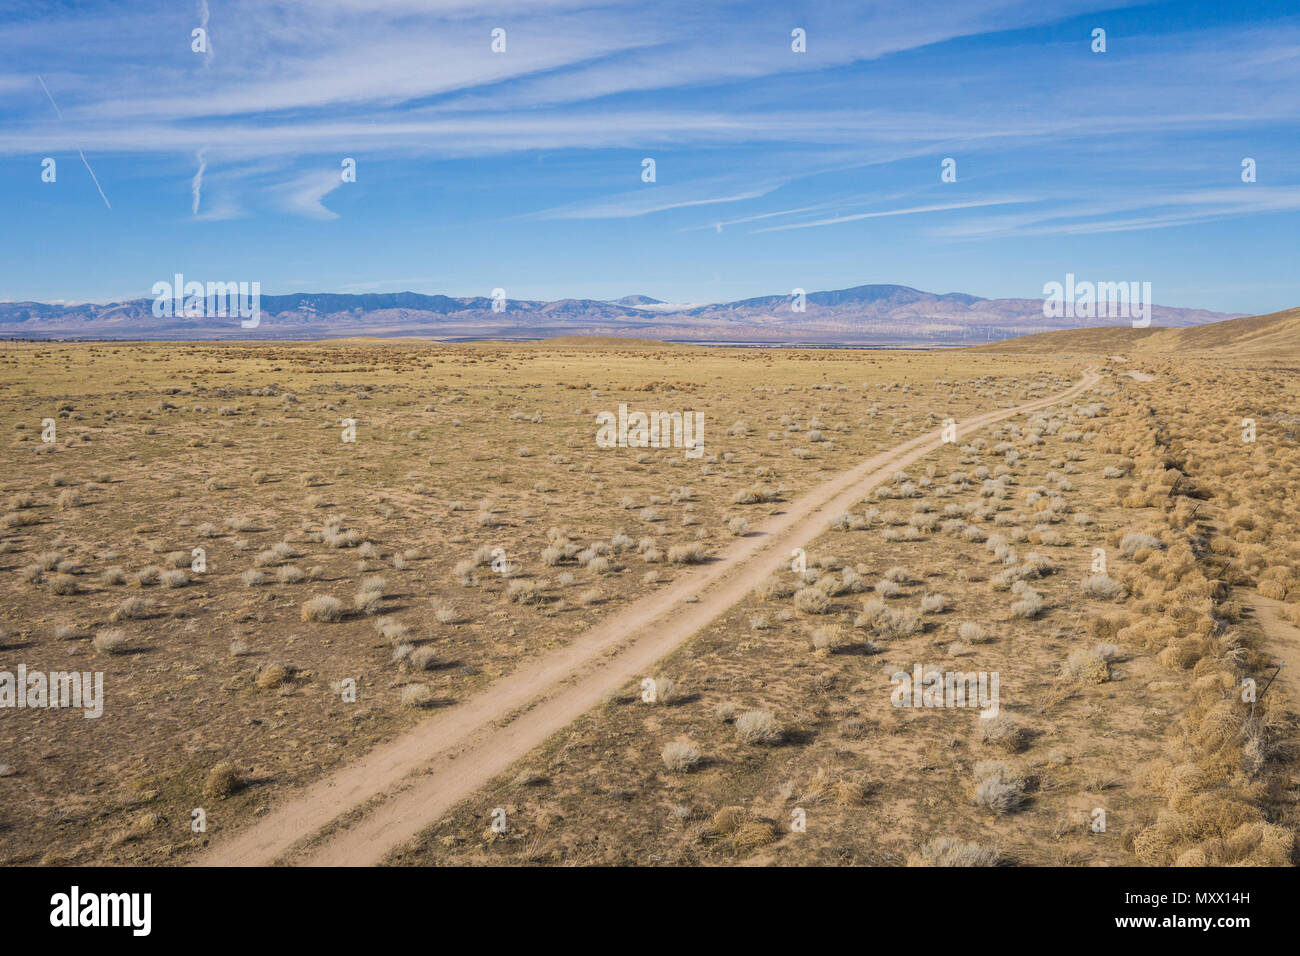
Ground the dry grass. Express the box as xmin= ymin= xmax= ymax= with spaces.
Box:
xmin=388 ymin=360 xmax=1298 ymax=868
xmin=4 ymin=341 xmax=1295 ymax=867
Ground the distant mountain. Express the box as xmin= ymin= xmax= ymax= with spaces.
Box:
xmin=610 ymin=294 xmax=665 ymax=307
xmin=0 ymin=284 xmax=1246 ymax=346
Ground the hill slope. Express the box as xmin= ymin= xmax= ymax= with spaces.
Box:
xmin=976 ymin=307 xmax=1300 ymax=359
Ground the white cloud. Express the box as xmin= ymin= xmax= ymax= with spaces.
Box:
xmin=751 ymin=198 xmax=1029 ymax=233
xmin=930 ymin=187 xmax=1300 ymax=240
xmin=277 ymin=168 xmax=344 ymax=219
xmin=1 ymin=0 xmax=1293 ymax=234
xmin=524 ymin=179 xmax=787 ymax=220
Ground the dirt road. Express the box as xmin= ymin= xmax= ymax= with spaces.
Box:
xmin=198 ymin=366 xmax=1101 ymax=866
xmin=1243 ymin=593 xmax=1300 ymax=714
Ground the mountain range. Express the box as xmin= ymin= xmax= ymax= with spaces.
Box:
xmin=0 ymin=284 xmax=1244 ymax=346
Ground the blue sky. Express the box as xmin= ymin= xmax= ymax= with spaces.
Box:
xmin=0 ymin=0 xmax=1297 ymax=313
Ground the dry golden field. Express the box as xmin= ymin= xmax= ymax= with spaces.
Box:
xmin=1 ymin=335 xmax=1296 ymax=867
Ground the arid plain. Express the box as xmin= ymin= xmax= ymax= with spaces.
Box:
xmin=2 ymin=314 xmax=1298 ymax=866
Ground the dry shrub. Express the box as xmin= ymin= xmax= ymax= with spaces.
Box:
xmin=353 ymin=587 xmax=385 ymax=615
xmin=757 ymin=576 xmax=795 ymax=601
xmin=1135 ymin=804 xmax=1293 ymax=866
xmin=667 ymin=543 xmax=707 ymax=565
xmin=731 ymin=820 xmax=777 ymax=853
xmin=810 ymin=625 xmax=844 ymax=652
xmin=1120 ymin=531 xmax=1164 ymax=557
xmin=971 ymin=760 xmax=1025 ymax=814
xmin=1063 ymin=647 xmax=1111 ymax=684
xmin=734 ymin=710 xmax=783 ymax=745
xmin=301 ymin=594 xmax=344 ymax=622
xmin=979 ymin=714 xmax=1028 ymax=753
xmin=661 ymin=740 xmax=702 ymax=773
xmin=908 ymin=837 xmax=1001 ymax=867
xmin=646 ymin=676 xmax=677 ymax=705
xmin=1090 ymin=611 xmax=1128 ymax=640
xmin=375 ymin=617 xmax=409 ymax=644
xmin=400 ymin=684 xmax=434 ymax=708
xmin=873 ymin=606 xmax=923 ymax=640
xmin=1010 ymin=583 xmax=1045 ymax=619
xmin=920 ymin=593 xmax=948 ymax=613
xmin=408 ymin=646 xmax=440 ymax=671
xmin=794 ymin=587 xmax=832 ymax=615
xmin=1156 ymin=636 xmax=1208 ymax=671
xmin=712 ymin=806 xmax=749 ymax=835
xmin=49 ymin=573 xmax=78 ymax=595
xmin=133 ymin=566 xmax=162 ymax=587
xmin=203 ymin=762 xmax=242 ymax=798
xmin=160 ymin=569 xmax=188 ymax=588
xmin=1080 ymin=574 xmax=1124 ymax=600
xmin=506 ymin=579 xmax=544 ymax=604
xmin=255 ymin=663 xmax=291 ymax=688
xmin=855 ymin=596 xmax=886 ymax=628
xmin=112 ymin=596 xmax=154 ymax=621
xmin=1257 ymin=566 xmax=1292 ymax=600
xmin=92 ymin=628 xmax=128 ymax=655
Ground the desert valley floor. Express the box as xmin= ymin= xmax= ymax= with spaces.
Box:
xmin=2 ymin=313 xmax=1299 ymax=866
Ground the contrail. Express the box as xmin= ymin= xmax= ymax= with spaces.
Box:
xmin=189 ymin=2 xmax=213 ymax=211
xmin=79 ymin=150 xmax=112 ymax=209
xmin=198 ymin=0 xmax=213 ymax=66
xmin=36 ymin=74 xmax=62 ymax=118
xmin=36 ymin=74 xmax=111 ymax=210
xmin=191 ymin=148 xmax=208 ymax=215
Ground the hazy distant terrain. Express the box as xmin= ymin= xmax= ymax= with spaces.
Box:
xmin=0 ymin=284 xmax=1242 ymax=345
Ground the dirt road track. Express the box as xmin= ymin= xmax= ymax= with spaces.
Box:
xmin=197 ymin=366 xmax=1101 ymax=867
xmin=1243 ymin=593 xmax=1300 ymax=715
